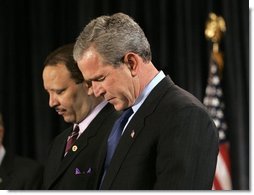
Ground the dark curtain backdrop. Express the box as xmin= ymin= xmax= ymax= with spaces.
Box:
xmin=0 ymin=0 xmax=248 ymax=190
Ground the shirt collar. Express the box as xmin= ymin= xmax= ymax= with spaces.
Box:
xmin=121 ymin=71 xmax=165 ymax=135
xmin=74 ymin=100 xmax=108 ymax=137
xmin=132 ymin=71 xmax=166 ymax=113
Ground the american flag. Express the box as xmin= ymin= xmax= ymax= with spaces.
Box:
xmin=203 ymin=56 xmax=232 ymax=190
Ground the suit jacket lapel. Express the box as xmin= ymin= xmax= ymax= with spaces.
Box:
xmin=47 ymin=103 xmax=116 ymax=189
xmin=101 ymin=76 xmax=174 ymax=189
xmin=44 ymin=127 xmax=71 ymax=189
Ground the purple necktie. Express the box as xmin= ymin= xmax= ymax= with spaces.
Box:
xmin=65 ymin=125 xmax=80 ymax=155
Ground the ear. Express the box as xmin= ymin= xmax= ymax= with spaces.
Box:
xmin=123 ymin=53 xmax=139 ymax=76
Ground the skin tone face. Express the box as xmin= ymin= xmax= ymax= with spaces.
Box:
xmin=77 ymin=48 xmax=140 ymax=111
xmin=42 ymin=64 xmax=94 ymax=123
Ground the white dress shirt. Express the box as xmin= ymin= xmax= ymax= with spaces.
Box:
xmin=75 ymin=100 xmax=108 ymax=138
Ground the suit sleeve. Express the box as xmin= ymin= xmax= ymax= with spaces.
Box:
xmin=154 ymin=106 xmax=219 ymax=190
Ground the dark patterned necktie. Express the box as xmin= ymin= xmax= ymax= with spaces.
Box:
xmin=100 ymin=107 xmax=133 ymax=187
xmin=64 ymin=125 xmax=80 ymax=155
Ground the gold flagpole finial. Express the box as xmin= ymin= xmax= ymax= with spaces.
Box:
xmin=205 ymin=12 xmax=226 ymax=77
xmin=205 ymin=12 xmax=226 ymax=53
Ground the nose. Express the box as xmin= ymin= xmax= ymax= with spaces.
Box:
xmin=49 ymin=94 xmax=59 ymax=108
xmin=92 ymin=81 xmax=105 ymax=97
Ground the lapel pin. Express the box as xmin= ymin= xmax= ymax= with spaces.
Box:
xmin=130 ymin=130 xmax=135 ymax=138
xmin=72 ymin=145 xmax=78 ymax=152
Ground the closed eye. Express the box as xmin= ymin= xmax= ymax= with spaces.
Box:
xmin=85 ymin=73 xmax=108 ymax=88
xmin=86 ymin=75 xmax=106 ymax=85
xmin=95 ymin=76 xmax=105 ymax=82
xmin=55 ymin=89 xmax=65 ymax=95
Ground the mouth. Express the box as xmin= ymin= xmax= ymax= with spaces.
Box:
xmin=55 ymin=108 xmax=65 ymax=115
xmin=106 ymin=97 xmax=115 ymax=103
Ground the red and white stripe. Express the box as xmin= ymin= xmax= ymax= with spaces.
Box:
xmin=213 ymin=143 xmax=232 ymax=190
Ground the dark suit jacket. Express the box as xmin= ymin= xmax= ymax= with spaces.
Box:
xmin=99 ymin=76 xmax=219 ymax=190
xmin=0 ymin=152 xmax=43 ymax=190
xmin=43 ymin=103 xmax=119 ymax=190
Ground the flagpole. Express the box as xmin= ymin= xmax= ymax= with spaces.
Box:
xmin=204 ymin=12 xmax=232 ymax=190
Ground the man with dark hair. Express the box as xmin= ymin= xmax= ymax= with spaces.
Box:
xmin=42 ymin=43 xmax=119 ymax=189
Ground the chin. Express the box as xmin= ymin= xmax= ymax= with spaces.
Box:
xmin=114 ymin=104 xmax=128 ymax=111
xmin=63 ymin=117 xmax=73 ymax=123
xmin=112 ymin=104 xmax=121 ymax=111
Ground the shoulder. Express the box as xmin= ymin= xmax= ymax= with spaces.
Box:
xmin=1 ymin=153 xmax=43 ymax=190
xmin=2 ymin=152 xmax=43 ymax=179
xmin=8 ymin=154 xmax=43 ymax=174
xmin=50 ymin=126 xmax=72 ymax=144
xmin=148 ymin=76 xmax=205 ymax=111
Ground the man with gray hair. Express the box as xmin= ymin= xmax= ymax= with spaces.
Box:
xmin=74 ymin=12 xmax=218 ymax=190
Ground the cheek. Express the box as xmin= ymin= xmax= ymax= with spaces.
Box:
xmin=60 ymin=97 xmax=71 ymax=109
xmin=60 ymin=92 xmax=76 ymax=109
xmin=116 ymin=81 xmax=133 ymax=101
xmin=113 ymin=76 xmax=130 ymax=95
xmin=73 ymin=89 xmax=88 ymax=108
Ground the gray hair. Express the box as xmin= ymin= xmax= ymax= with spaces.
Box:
xmin=73 ymin=12 xmax=151 ymax=66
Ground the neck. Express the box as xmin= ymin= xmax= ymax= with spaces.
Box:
xmin=77 ymin=97 xmax=103 ymax=123
xmin=138 ymin=62 xmax=159 ymax=93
